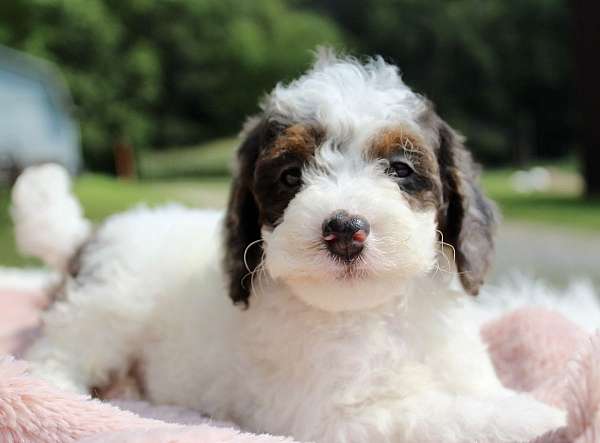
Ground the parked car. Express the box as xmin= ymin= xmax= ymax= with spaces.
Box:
xmin=0 ymin=45 xmax=81 ymax=184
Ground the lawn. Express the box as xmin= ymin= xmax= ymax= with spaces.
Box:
xmin=0 ymin=175 xmax=231 ymax=267
xmin=1 ymin=143 xmax=598 ymax=268
xmin=74 ymin=174 xmax=230 ymax=220
xmin=139 ymin=137 xmax=237 ymax=179
xmin=482 ymin=168 xmax=600 ymax=231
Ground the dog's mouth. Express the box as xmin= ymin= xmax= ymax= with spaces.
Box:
xmin=332 ymin=257 xmax=369 ymax=281
xmin=308 ymin=238 xmax=370 ymax=280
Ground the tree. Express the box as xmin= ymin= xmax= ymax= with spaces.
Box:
xmin=123 ymin=0 xmax=344 ymax=147
xmin=1 ymin=0 xmax=161 ymax=172
xmin=571 ymin=0 xmax=600 ymax=198
xmin=298 ymin=0 xmax=574 ymax=166
xmin=1 ymin=0 xmax=344 ymax=172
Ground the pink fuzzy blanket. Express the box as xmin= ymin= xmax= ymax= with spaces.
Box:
xmin=1 ymin=284 xmax=599 ymax=443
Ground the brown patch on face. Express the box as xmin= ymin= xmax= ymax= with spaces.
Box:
xmin=369 ymin=126 xmax=443 ymax=211
xmin=253 ymin=124 xmax=323 ymax=226
xmin=263 ymin=124 xmax=323 ymax=161
xmin=369 ymin=126 xmax=426 ymax=160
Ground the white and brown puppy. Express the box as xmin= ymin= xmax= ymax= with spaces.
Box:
xmin=15 ymin=51 xmax=564 ymax=442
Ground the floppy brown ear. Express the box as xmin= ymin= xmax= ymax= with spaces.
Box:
xmin=437 ymin=120 xmax=498 ymax=295
xmin=223 ymin=118 xmax=266 ymax=307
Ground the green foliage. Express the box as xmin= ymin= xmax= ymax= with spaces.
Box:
xmin=0 ymin=0 xmax=575 ymax=169
xmin=0 ymin=0 xmax=344 ymax=171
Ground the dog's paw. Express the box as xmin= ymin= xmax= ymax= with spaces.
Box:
xmin=28 ymin=362 xmax=89 ymax=396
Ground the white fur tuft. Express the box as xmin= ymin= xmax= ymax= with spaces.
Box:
xmin=10 ymin=163 xmax=91 ymax=271
xmin=477 ymin=274 xmax=600 ymax=333
xmin=264 ymin=50 xmax=425 ymax=139
xmin=0 ymin=267 xmax=59 ymax=292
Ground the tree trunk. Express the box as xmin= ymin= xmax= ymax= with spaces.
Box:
xmin=114 ymin=139 xmax=136 ymax=180
xmin=571 ymin=0 xmax=600 ymax=198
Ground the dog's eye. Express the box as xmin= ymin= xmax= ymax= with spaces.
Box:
xmin=280 ymin=167 xmax=302 ymax=188
xmin=386 ymin=161 xmax=414 ymax=179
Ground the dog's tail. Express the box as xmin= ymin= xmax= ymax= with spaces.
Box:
xmin=10 ymin=163 xmax=92 ymax=272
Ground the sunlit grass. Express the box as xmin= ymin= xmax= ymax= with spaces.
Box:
xmin=74 ymin=174 xmax=230 ymax=220
xmin=0 ymin=175 xmax=231 ymax=267
xmin=139 ymin=137 xmax=237 ymax=179
xmin=482 ymin=168 xmax=600 ymax=231
xmin=0 ymin=186 xmax=31 ymax=267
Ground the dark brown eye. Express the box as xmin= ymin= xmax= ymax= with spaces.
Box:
xmin=280 ymin=167 xmax=302 ymax=188
xmin=387 ymin=161 xmax=414 ymax=179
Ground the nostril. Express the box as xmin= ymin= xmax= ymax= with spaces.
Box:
xmin=352 ymin=229 xmax=368 ymax=244
xmin=348 ymin=216 xmax=370 ymax=240
xmin=322 ymin=212 xmax=346 ymax=238
xmin=323 ymin=233 xmax=337 ymax=242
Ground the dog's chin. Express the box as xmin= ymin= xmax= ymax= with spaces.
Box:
xmin=281 ymin=269 xmax=411 ymax=313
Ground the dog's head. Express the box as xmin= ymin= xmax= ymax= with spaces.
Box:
xmin=224 ymin=51 xmax=497 ymax=311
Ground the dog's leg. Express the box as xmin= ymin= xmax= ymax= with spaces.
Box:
xmin=24 ymin=280 xmax=154 ymax=395
xmin=303 ymin=390 xmax=564 ymax=443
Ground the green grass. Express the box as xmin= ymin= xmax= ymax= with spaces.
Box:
xmin=0 ymin=187 xmax=30 ymax=267
xmin=482 ymin=168 xmax=600 ymax=231
xmin=0 ymin=175 xmax=231 ymax=267
xmin=74 ymin=174 xmax=230 ymax=220
xmin=139 ymin=137 xmax=237 ymax=179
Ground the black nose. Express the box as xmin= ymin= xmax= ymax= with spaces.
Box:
xmin=322 ymin=210 xmax=370 ymax=261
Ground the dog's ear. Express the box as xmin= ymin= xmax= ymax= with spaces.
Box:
xmin=223 ymin=118 xmax=266 ymax=307
xmin=437 ymin=119 xmax=498 ymax=295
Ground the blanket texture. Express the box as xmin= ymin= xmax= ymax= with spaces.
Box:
xmin=1 ymin=273 xmax=599 ymax=443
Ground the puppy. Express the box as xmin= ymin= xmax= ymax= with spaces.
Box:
xmin=15 ymin=51 xmax=564 ymax=442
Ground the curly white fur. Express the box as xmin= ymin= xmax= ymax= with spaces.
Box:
xmin=266 ymin=48 xmax=425 ymax=136
xmin=22 ymin=204 xmax=566 ymax=442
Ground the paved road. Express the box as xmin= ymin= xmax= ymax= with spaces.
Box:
xmin=490 ymin=222 xmax=600 ymax=289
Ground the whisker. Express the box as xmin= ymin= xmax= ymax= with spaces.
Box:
xmin=250 ymin=250 xmax=269 ymax=298
xmin=435 ymin=229 xmax=456 ymax=264
xmin=255 ymin=259 xmax=271 ymax=299
xmin=243 ymin=239 xmax=264 ymax=273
